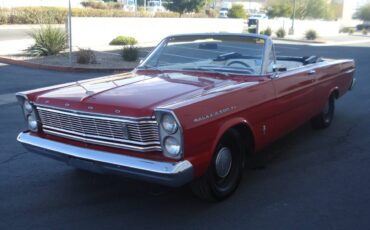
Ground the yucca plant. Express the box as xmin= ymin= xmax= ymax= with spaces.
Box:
xmin=27 ymin=25 xmax=67 ymax=56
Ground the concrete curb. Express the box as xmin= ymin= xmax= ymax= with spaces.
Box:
xmin=273 ymin=38 xmax=326 ymax=44
xmin=0 ymin=56 xmax=134 ymax=73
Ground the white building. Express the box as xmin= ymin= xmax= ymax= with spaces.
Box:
xmin=341 ymin=0 xmax=370 ymax=26
xmin=0 ymin=0 xmax=84 ymax=8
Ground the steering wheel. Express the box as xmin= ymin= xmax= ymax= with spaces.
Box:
xmin=227 ymin=61 xmax=251 ymax=68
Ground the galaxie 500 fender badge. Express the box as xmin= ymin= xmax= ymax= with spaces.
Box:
xmin=194 ymin=106 xmax=237 ymax=123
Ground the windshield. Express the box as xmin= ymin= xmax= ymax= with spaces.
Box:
xmin=139 ymin=34 xmax=266 ymax=75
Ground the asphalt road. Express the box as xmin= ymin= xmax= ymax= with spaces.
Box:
xmin=0 ymin=28 xmax=31 ymax=41
xmin=1 ymin=43 xmax=370 ymax=229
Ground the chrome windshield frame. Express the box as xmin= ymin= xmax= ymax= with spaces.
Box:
xmin=138 ymin=33 xmax=271 ymax=75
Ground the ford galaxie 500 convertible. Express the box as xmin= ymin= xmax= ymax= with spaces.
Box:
xmin=17 ymin=34 xmax=355 ymax=200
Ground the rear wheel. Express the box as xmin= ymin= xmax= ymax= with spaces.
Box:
xmin=191 ymin=129 xmax=244 ymax=201
xmin=311 ymin=94 xmax=335 ymax=129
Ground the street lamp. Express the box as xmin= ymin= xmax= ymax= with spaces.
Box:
xmin=289 ymin=0 xmax=296 ymax=35
xmin=67 ymin=0 xmax=72 ymax=66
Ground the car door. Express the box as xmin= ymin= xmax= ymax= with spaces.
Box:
xmin=270 ymin=65 xmax=318 ymax=140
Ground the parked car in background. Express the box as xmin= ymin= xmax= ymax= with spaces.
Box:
xmin=248 ymin=13 xmax=268 ymax=28
xmin=17 ymin=34 xmax=355 ymax=201
xmin=147 ymin=0 xmax=165 ymax=13
xmin=219 ymin=8 xmax=229 ymax=18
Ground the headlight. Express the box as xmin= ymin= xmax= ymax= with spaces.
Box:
xmin=17 ymin=95 xmax=39 ymax=132
xmin=155 ymin=110 xmax=183 ymax=159
xmin=164 ymin=136 xmax=181 ymax=157
xmin=23 ymin=101 xmax=33 ymax=114
xmin=27 ymin=113 xmax=38 ymax=132
xmin=161 ymin=114 xmax=178 ymax=134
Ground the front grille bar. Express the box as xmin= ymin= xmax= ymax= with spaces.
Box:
xmin=37 ymin=106 xmax=161 ymax=152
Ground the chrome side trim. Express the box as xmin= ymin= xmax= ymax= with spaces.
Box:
xmin=17 ymin=132 xmax=193 ymax=187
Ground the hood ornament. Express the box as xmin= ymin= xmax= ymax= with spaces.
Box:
xmin=76 ymin=81 xmax=95 ymax=95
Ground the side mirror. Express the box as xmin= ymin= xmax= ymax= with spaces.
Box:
xmin=273 ymin=64 xmax=287 ymax=72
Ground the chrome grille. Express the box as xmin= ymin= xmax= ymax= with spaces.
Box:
xmin=37 ymin=106 xmax=161 ymax=152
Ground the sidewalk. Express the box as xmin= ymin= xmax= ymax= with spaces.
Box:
xmin=274 ymin=34 xmax=370 ymax=46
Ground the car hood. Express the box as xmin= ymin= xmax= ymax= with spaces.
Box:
xmin=35 ymin=71 xmax=259 ymax=117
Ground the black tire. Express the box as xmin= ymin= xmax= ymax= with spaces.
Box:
xmin=191 ymin=129 xmax=244 ymax=201
xmin=311 ymin=94 xmax=335 ymax=129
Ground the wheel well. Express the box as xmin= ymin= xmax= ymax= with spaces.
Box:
xmin=331 ymin=89 xmax=339 ymax=99
xmin=229 ymin=123 xmax=255 ymax=160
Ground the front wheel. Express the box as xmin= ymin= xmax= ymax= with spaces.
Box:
xmin=311 ymin=94 xmax=335 ymax=129
xmin=191 ymin=129 xmax=244 ymax=201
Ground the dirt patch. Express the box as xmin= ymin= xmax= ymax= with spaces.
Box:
xmin=5 ymin=47 xmax=154 ymax=70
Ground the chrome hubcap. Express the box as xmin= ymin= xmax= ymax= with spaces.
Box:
xmin=215 ymin=147 xmax=232 ymax=178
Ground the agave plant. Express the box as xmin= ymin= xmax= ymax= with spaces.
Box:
xmin=27 ymin=25 xmax=67 ymax=56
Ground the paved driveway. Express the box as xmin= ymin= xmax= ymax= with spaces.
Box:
xmin=0 ymin=43 xmax=370 ymax=229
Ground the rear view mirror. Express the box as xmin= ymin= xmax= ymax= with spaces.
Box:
xmin=199 ymin=43 xmax=218 ymax=50
xmin=273 ymin=64 xmax=287 ymax=72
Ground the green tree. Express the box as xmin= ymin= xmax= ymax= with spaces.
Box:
xmin=266 ymin=0 xmax=292 ymax=18
xmin=227 ymin=4 xmax=247 ymax=19
xmin=165 ymin=0 xmax=208 ymax=16
xmin=266 ymin=0 xmax=334 ymax=20
xmin=355 ymin=3 xmax=370 ymax=21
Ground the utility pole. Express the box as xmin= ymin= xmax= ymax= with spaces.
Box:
xmin=68 ymin=0 xmax=72 ymax=66
xmin=289 ymin=0 xmax=296 ymax=35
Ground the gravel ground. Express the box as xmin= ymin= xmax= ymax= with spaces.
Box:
xmin=4 ymin=47 xmax=154 ymax=69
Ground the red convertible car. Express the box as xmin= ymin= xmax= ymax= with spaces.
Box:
xmin=17 ymin=34 xmax=355 ymax=200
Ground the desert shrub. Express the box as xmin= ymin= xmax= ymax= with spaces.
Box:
xmin=305 ymin=29 xmax=318 ymax=40
xmin=106 ymin=2 xmax=123 ymax=9
xmin=7 ymin=7 xmax=68 ymax=24
xmin=81 ymin=1 xmax=107 ymax=9
xmin=122 ymin=46 xmax=138 ymax=62
xmin=362 ymin=29 xmax=368 ymax=35
xmin=27 ymin=25 xmax=67 ymax=56
xmin=0 ymin=7 xmax=218 ymax=24
xmin=228 ymin=4 xmax=247 ymax=19
xmin=340 ymin=27 xmax=356 ymax=33
xmin=261 ymin=27 xmax=272 ymax=36
xmin=110 ymin=36 xmax=138 ymax=46
xmin=76 ymin=48 xmax=96 ymax=64
xmin=0 ymin=10 xmax=7 ymax=24
xmin=81 ymin=1 xmax=123 ymax=10
xmin=205 ymin=9 xmax=219 ymax=18
xmin=276 ymin=28 xmax=286 ymax=38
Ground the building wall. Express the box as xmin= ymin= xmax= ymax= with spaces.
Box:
xmin=342 ymin=0 xmax=370 ymax=26
xmin=70 ymin=17 xmax=245 ymax=48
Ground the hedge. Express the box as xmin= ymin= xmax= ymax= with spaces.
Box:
xmin=0 ymin=7 xmax=209 ymax=24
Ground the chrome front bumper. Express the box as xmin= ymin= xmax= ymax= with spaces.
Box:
xmin=349 ymin=78 xmax=356 ymax=90
xmin=17 ymin=132 xmax=193 ymax=187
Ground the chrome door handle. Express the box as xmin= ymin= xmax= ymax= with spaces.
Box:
xmin=307 ymin=70 xmax=316 ymax=75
